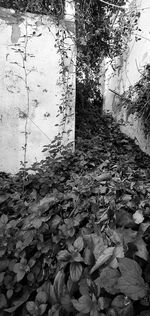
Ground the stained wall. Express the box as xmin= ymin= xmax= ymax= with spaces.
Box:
xmin=103 ymin=0 xmax=150 ymax=155
xmin=0 ymin=1 xmax=75 ymax=173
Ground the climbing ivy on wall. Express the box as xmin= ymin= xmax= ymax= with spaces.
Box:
xmin=2 ymin=0 xmax=138 ymax=104
xmin=2 ymin=0 xmax=132 ymax=81
xmin=0 ymin=0 xmax=65 ymax=16
xmin=121 ymin=64 xmax=150 ymax=136
xmin=1 ymin=0 xmax=140 ymax=165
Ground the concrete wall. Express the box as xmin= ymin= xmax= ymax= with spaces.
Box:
xmin=103 ymin=0 xmax=150 ymax=155
xmin=0 ymin=1 xmax=76 ymax=174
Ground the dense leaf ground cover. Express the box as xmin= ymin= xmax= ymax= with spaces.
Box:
xmin=1 ymin=102 xmax=150 ymax=316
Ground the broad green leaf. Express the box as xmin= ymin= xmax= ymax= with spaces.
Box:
xmin=49 ymin=282 xmax=57 ymax=304
xmin=117 ymin=258 xmax=148 ymax=300
xmin=61 ymin=294 xmax=73 ymax=312
xmin=119 ymin=258 xmax=142 ymax=276
xmin=0 ymin=194 xmax=9 ymax=205
xmin=48 ymin=306 xmax=60 ymax=316
xmin=133 ymin=210 xmax=144 ymax=224
xmin=50 ymin=215 xmax=61 ymax=231
xmin=72 ymin=295 xmax=92 ymax=314
xmin=91 ymin=234 xmax=105 ymax=260
xmin=17 ymin=270 xmax=26 ymax=282
xmin=83 ymin=234 xmax=104 ymax=256
xmin=79 ymin=278 xmax=89 ymax=296
xmin=116 ymin=210 xmax=135 ymax=228
xmin=54 ymin=270 xmax=65 ymax=300
xmin=4 ymin=290 xmax=30 ymax=313
xmin=98 ymin=297 xmax=111 ymax=310
xmin=70 ymin=262 xmax=83 ymax=282
xmin=93 ymin=172 xmax=111 ymax=182
xmin=95 ymin=267 xmax=120 ymax=295
xmin=0 ymin=293 xmax=7 ymax=309
xmin=83 ymin=247 xmax=94 ymax=265
xmin=72 ymin=252 xmax=83 ymax=262
xmin=6 ymin=289 xmax=13 ymax=300
xmin=39 ymin=304 xmax=47 ymax=315
xmin=13 ymin=264 xmax=26 ymax=282
xmin=57 ymin=250 xmax=71 ymax=261
xmin=0 ymin=247 xmax=6 ymax=257
xmin=22 ymin=230 xmax=34 ymax=248
xmin=117 ymin=275 xmax=147 ymax=301
xmin=0 ymin=272 xmax=5 ymax=283
xmin=74 ymin=236 xmax=84 ymax=252
xmin=111 ymin=295 xmax=130 ymax=308
xmin=26 ymin=301 xmax=38 ymax=315
xmin=111 ymin=295 xmax=133 ymax=316
xmin=0 ymin=259 xmax=9 ymax=272
xmin=134 ymin=236 xmax=148 ymax=261
xmin=114 ymin=246 xmax=124 ymax=259
xmin=67 ymin=277 xmax=78 ymax=294
xmin=0 ymin=214 xmax=8 ymax=226
xmin=90 ymin=306 xmax=100 ymax=316
xmin=90 ymin=247 xmax=115 ymax=274
xmin=36 ymin=291 xmax=47 ymax=304
xmin=32 ymin=218 xmax=43 ymax=229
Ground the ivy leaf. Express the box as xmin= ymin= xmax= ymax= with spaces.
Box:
xmin=70 ymin=262 xmax=83 ymax=282
xmin=90 ymin=247 xmax=115 ymax=274
xmin=117 ymin=258 xmax=148 ymax=300
xmin=72 ymin=295 xmax=92 ymax=314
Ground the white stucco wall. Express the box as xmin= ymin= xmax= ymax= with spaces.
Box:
xmin=0 ymin=1 xmax=76 ymax=174
xmin=103 ymin=0 xmax=150 ymax=155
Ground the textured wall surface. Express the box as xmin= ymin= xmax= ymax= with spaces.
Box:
xmin=103 ymin=0 xmax=150 ymax=155
xmin=0 ymin=2 xmax=75 ymax=173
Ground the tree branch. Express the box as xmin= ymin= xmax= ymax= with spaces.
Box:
xmin=99 ymin=0 xmax=125 ymax=10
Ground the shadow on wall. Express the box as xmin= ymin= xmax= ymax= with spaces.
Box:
xmin=103 ymin=0 xmax=150 ymax=156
